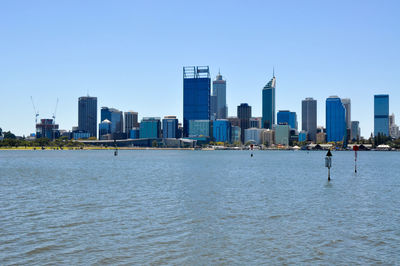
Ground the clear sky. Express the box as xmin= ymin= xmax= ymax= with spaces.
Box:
xmin=1 ymin=0 xmax=399 ymax=137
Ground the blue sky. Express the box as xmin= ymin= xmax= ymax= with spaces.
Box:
xmin=1 ymin=0 xmax=399 ymax=137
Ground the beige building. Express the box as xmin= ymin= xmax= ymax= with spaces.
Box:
xmin=316 ymin=132 xmax=326 ymax=144
xmin=261 ymin=129 xmax=275 ymax=146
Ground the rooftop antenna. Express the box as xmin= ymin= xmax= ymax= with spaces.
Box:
xmin=273 ymin=67 xmax=275 ymax=78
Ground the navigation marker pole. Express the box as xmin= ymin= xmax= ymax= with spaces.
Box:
xmin=250 ymin=144 xmax=254 ymax=157
xmin=325 ymin=150 xmax=332 ymax=181
xmin=114 ymin=139 xmax=118 ymax=156
xmin=353 ymin=145 xmax=359 ymax=173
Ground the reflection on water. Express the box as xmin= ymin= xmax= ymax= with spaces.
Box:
xmin=0 ymin=150 xmax=399 ymax=264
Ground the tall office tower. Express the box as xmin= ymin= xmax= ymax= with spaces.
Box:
xmin=210 ymin=95 xmax=218 ymax=120
xmin=351 ymin=121 xmax=360 ymax=141
xmin=212 ymin=71 xmax=228 ymax=119
xmin=162 ymin=116 xmax=178 ymax=138
xmin=374 ymin=94 xmax=389 ymax=136
xmin=302 ymin=97 xmax=317 ymax=142
xmin=262 ymin=73 xmax=276 ymax=129
xmin=389 ymin=113 xmax=395 ymax=127
xmin=341 ymin=98 xmax=351 ymax=131
xmin=101 ymin=107 xmax=123 ymax=134
xmin=124 ymin=111 xmax=139 ymax=133
xmin=277 ymin=110 xmax=297 ymax=130
xmin=183 ymin=66 xmax=211 ymax=137
xmin=326 ymin=96 xmax=346 ymax=142
xmin=237 ymin=103 xmax=252 ymax=143
xmin=78 ymin=96 xmax=97 ymax=138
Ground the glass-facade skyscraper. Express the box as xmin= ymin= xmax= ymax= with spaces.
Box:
xmin=374 ymin=94 xmax=389 ymax=136
xmin=262 ymin=74 xmax=276 ymax=129
xmin=101 ymin=107 xmax=123 ymax=134
xmin=78 ymin=96 xmax=97 ymax=138
xmin=277 ymin=110 xmax=297 ymax=130
xmin=302 ymin=97 xmax=317 ymax=142
xmin=237 ymin=103 xmax=252 ymax=143
xmin=212 ymin=71 xmax=228 ymax=120
xmin=351 ymin=121 xmax=360 ymax=141
xmin=341 ymin=98 xmax=351 ymax=129
xmin=326 ymin=96 xmax=346 ymax=142
xmin=183 ymin=66 xmax=211 ymax=137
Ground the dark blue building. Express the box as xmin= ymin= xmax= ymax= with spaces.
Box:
xmin=326 ymin=96 xmax=346 ymax=142
xmin=374 ymin=94 xmax=389 ymax=136
xmin=78 ymin=96 xmax=97 ymax=138
xmin=101 ymin=107 xmax=123 ymax=135
xmin=162 ymin=116 xmax=179 ymax=138
xmin=277 ymin=110 xmax=297 ymax=130
xmin=213 ymin=119 xmax=231 ymax=143
xmin=183 ymin=66 xmax=210 ymax=137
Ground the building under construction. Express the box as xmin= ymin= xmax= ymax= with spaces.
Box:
xmin=36 ymin=119 xmax=59 ymax=140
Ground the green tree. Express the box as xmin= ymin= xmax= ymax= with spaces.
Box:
xmin=152 ymin=140 xmax=158 ymax=147
xmin=3 ymin=131 xmax=16 ymax=139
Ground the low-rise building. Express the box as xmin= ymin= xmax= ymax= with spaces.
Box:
xmin=244 ymin=128 xmax=264 ymax=145
xmin=189 ymin=120 xmax=211 ymax=138
xmin=261 ymin=129 xmax=275 ymax=146
xmin=275 ymin=124 xmax=290 ymax=146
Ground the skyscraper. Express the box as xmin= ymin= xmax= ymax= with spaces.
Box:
xmin=101 ymin=107 xmax=123 ymax=135
xmin=302 ymin=98 xmax=317 ymax=141
xmin=341 ymin=98 xmax=351 ymax=130
xmin=212 ymin=71 xmax=228 ymax=119
xmin=183 ymin=66 xmax=211 ymax=137
xmin=350 ymin=121 xmax=360 ymax=141
xmin=78 ymin=96 xmax=97 ymax=138
xmin=124 ymin=111 xmax=139 ymax=133
xmin=262 ymin=73 xmax=276 ymax=129
xmin=326 ymin=96 xmax=346 ymax=142
xmin=374 ymin=94 xmax=389 ymax=136
xmin=237 ymin=103 xmax=252 ymax=143
xmin=277 ymin=110 xmax=297 ymax=130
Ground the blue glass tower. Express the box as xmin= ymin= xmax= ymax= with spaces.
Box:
xmin=140 ymin=117 xmax=161 ymax=139
xmin=374 ymin=94 xmax=389 ymax=136
xmin=162 ymin=116 xmax=178 ymax=138
xmin=262 ymin=73 xmax=276 ymax=129
xmin=213 ymin=119 xmax=231 ymax=143
xmin=183 ymin=66 xmax=210 ymax=137
xmin=326 ymin=96 xmax=346 ymax=142
xmin=277 ymin=110 xmax=297 ymax=129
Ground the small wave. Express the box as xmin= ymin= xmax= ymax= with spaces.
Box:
xmin=25 ymin=244 xmax=64 ymax=256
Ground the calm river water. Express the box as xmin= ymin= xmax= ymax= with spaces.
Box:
xmin=0 ymin=150 xmax=399 ymax=264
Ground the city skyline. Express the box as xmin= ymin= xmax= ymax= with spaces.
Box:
xmin=1 ymin=1 xmax=399 ymax=137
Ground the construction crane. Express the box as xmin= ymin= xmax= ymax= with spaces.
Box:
xmin=52 ymin=98 xmax=59 ymax=140
xmin=30 ymin=96 xmax=39 ymax=124
xmin=52 ymin=98 xmax=59 ymax=125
